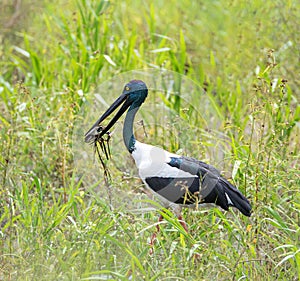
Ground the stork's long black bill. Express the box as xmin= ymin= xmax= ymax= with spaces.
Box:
xmin=85 ymin=93 xmax=130 ymax=143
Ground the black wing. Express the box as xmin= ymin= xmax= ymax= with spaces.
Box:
xmin=165 ymin=156 xmax=252 ymax=216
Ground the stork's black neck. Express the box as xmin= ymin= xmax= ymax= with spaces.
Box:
xmin=123 ymin=104 xmax=139 ymax=153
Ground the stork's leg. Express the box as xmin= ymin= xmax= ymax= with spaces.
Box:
xmin=149 ymin=214 xmax=163 ymax=254
xmin=177 ymin=215 xmax=201 ymax=261
xmin=172 ymin=205 xmax=189 ymax=232
xmin=178 ymin=214 xmax=189 ymax=232
xmin=149 ymin=210 xmax=189 ymax=254
xmin=150 ymin=214 xmax=163 ymax=245
xmin=149 ymin=210 xmax=200 ymax=260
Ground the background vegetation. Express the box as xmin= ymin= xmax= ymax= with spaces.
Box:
xmin=0 ymin=0 xmax=299 ymax=280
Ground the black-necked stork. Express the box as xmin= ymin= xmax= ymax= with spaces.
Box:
xmin=85 ymin=80 xmax=252 ymax=242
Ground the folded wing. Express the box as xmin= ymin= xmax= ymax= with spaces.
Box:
xmin=164 ymin=156 xmax=252 ymax=216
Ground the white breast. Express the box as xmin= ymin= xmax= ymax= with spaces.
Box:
xmin=131 ymin=141 xmax=195 ymax=179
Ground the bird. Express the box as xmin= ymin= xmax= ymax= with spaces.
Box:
xmin=85 ymin=80 xmax=252 ymax=247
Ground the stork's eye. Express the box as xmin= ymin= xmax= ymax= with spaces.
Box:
xmin=125 ymin=86 xmax=130 ymax=91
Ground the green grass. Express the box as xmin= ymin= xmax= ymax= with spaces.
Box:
xmin=1 ymin=0 xmax=300 ymax=280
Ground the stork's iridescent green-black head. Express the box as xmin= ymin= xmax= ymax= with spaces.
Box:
xmin=85 ymin=80 xmax=148 ymax=152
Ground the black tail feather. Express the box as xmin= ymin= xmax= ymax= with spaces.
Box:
xmin=202 ymin=178 xmax=252 ymax=217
